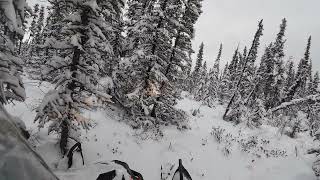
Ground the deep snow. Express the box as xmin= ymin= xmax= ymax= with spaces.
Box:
xmin=5 ymin=77 xmax=318 ymax=180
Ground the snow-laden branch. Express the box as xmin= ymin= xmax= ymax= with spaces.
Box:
xmin=269 ymin=94 xmax=320 ymax=113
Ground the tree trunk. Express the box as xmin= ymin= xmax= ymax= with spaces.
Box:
xmin=60 ymin=119 xmax=69 ymax=155
xmin=61 ymin=6 xmax=90 ymax=155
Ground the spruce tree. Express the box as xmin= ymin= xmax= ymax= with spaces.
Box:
xmin=0 ymin=0 xmax=28 ymax=105
xmin=268 ymin=18 xmax=287 ymax=108
xmin=228 ymin=46 xmax=239 ymax=88
xmin=191 ymin=42 xmax=205 ymax=93
xmin=166 ymin=0 xmax=203 ymax=97
xmin=43 ymin=0 xmax=68 ymax=40
xmin=114 ymin=0 xmax=203 ymax=128
xmin=194 ymin=42 xmax=205 ymax=75
xmin=311 ymin=72 xmax=320 ymax=94
xmin=283 ymin=59 xmax=295 ymax=95
xmin=195 ymin=61 xmax=208 ymax=101
xmin=203 ymin=61 xmax=207 ymax=74
xmin=271 ymin=58 xmax=285 ymax=107
xmin=191 ymin=42 xmax=204 ymax=94
xmin=206 ymin=43 xmax=223 ymax=103
xmin=283 ymin=36 xmax=311 ymax=102
xmin=248 ymin=19 xmax=287 ymax=109
xmin=34 ymin=6 xmax=45 ymax=44
xmin=191 ymin=42 xmax=204 ymax=88
xmin=240 ymin=20 xmax=264 ymax=98
xmin=30 ymin=5 xmax=45 ymax=57
xmin=25 ymin=4 xmax=40 ymax=69
xmin=28 ymin=4 xmax=40 ymax=44
xmin=307 ymin=59 xmax=314 ymax=95
xmin=35 ymin=0 xmax=122 ymax=155
xmin=219 ymin=62 xmax=231 ymax=103
xmin=213 ymin=43 xmax=222 ymax=80
xmin=255 ymin=43 xmax=273 ymax=101
xmin=223 ymin=20 xmax=264 ymax=120
xmin=151 ymin=0 xmax=203 ymax=122
xmin=103 ymin=1 xmax=125 ymax=79
xmin=237 ymin=46 xmax=248 ymax=74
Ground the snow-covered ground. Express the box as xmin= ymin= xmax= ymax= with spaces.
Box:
xmin=5 ymin=77 xmax=318 ymax=180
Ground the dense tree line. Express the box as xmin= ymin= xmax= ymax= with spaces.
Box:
xmin=4 ymin=0 xmax=203 ymax=155
xmin=187 ymin=20 xmax=320 ymax=175
xmin=188 ymin=19 xmax=319 ymax=136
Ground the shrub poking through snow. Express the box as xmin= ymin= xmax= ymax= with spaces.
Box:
xmin=210 ymin=126 xmax=287 ymax=158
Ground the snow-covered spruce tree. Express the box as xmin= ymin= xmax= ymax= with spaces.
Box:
xmin=0 ymin=0 xmax=31 ymax=142
xmin=303 ymin=63 xmax=320 ymax=136
xmin=112 ymin=0 xmax=157 ymax=115
xmin=306 ymin=97 xmax=320 ymax=136
xmin=102 ymin=1 xmax=125 ymax=81
xmin=223 ymin=20 xmax=264 ymax=121
xmin=255 ymin=43 xmax=273 ymax=99
xmin=114 ymin=0 xmax=202 ymax=129
xmin=28 ymin=4 xmax=39 ymax=45
xmin=272 ymin=58 xmax=296 ymax=128
xmin=26 ymin=5 xmax=46 ymax=79
xmin=272 ymin=58 xmax=285 ymax=106
xmin=43 ymin=0 xmax=68 ymax=42
xmin=306 ymin=74 xmax=320 ymax=177
xmin=194 ymin=42 xmax=204 ymax=75
xmin=307 ymin=59 xmax=314 ymax=95
xmin=228 ymin=46 xmax=239 ymax=90
xmin=27 ymin=5 xmax=45 ymax=57
xmin=283 ymin=59 xmax=295 ymax=96
xmin=240 ymin=44 xmax=274 ymax=127
xmin=213 ymin=43 xmax=222 ymax=80
xmin=247 ymin=19 xmax=286 ymax=110
xmin=164 ymin=0 xmax=202 ymax=94
xmin=0 ymin=0 xmax=29 ymax=105
xmin=24 ymin=3 xmax=39 ymax=67
xmin=282 ymin=36 xmax=311 ymax=103
xmin=236 ymin=46 xmax=247 ymax=74
xmin=154 ymin=0 xmax=203 ymax=113
xmin=179 ymin=50 xmax=194 ymax=91
xmin=40 ymin=0 xmax=123 ymax=82
xmin=190 ymin=42 xmax=205 ymax=94
xmin=32 ymin=5 xmax=45 ymax=50
xmin=231 ymin=46 xmax=247 ymax=93
xmin=219 ymin=62 xmax=232 ymax=103
xmin=267 ymin=18 xmax=287 ymax=109
xmin=195 ymin=61 xmax=209 ymax=102
xmin=27 ymin=1 xmax=71 ymax=82
xmin=239 ymin=20 xmax=264 ymax=100
xmin=296 ymin=36 xmax=312 ymax=98
xmin=34 ymin=0 xmax=119 ymax=155
xmin=205 ymin=43 xmax=222 ymax=103
xmin=312 ymin=72 xmax=320 ymax=94
xmin=269 ymin=51 xmax=318 ymax=137
xmin=144 ymin=0 xmax=184 ymax=119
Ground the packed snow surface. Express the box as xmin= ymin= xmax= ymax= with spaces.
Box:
xmin=5 ymin=77 xmax=317 ymax=180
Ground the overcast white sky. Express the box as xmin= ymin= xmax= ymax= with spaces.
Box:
xmin=193 ymin=0 xmax=320 ymax=72
xmin=28 ymin=0 xmax=319 ymax=72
